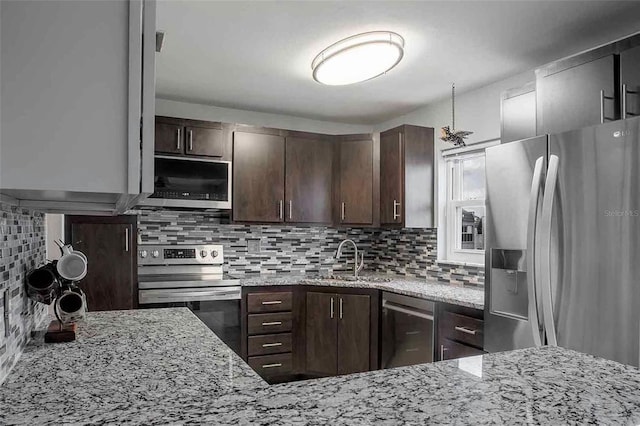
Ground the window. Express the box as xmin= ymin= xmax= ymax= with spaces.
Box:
xmin=444 ymin=151 xmax=486 ymax=264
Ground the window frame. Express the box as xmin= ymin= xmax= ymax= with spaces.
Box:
xmin=443 ymin=150 xmax=488 ymax=265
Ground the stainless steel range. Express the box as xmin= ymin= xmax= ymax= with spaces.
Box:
xmin=138 ymin=244 xmax=241 ymax=355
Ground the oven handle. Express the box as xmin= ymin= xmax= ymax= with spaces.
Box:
xmin=382 ymin=300 xmax=434 ymax=321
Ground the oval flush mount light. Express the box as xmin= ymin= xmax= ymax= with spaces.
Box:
xmin=311 ymin=31 xmax=404 ymax=86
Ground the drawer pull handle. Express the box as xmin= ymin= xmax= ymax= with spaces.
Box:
xmin=405 ymin=348 xmax=420 ymax=352
xmin=262 ymin=342 xmax=283 ymax=348
xmin=405 ymin=331 xmax=420 ymax=335
xmin=262 ymin=363 xmax=282 ymax=369
xmin=262 ymin=321 xmax=282 ymax=326
xmin=261 ymin=301 xmax=282 ymax=305
xmin=455 ymin=326 xmax=477 ymax=335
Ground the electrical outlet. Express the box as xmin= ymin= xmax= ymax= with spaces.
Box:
xmin=3 ymin=289 xmax=10 ymax=338
xmin=247 ymin=238 xmax=261 ymax=254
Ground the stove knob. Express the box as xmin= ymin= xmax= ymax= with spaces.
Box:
xmin=200 ymin=250 xmax=208 ymax=258
xmin=139 ymin=250 xmax=148 ymax=259
xmin=151 ymin=250 xmax=160 ymax=258
xmin=211 ymin=250 xmax=219 ymax=258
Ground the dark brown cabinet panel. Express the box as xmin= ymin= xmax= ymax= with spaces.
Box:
xmin=155 ymin=116 xmax=230 ymax=159
xmin=379 ymin=125 xmax=434 ymax=228
xmin=439 ymin=338 xmax=485 ymax=361
xmin=379 ymin=130 xmax=403 ymax=225
xmin=437 ymin=303 xmax=485 ymax=362
xmin=621 ymin=45 xmax=640 ymax=119
xmin=185 ymin=125 xmax=225 ymax=157
xmin=501 ymin=82 xmax=537 ymax=143
xmin=155 ymin=120 xmax=183 ymax=154
xmin=337 ymin=294 xmax=370 ymax=375
xmin=65 ymin=216 xmax=136 ymax=311
xmin=537 ymin=54 xmax=617 ymax=135
xmin=233 ymin=131 xmax=285 ymax=222
xmin=338 ymin=139 xmax=373 ymax=225
xmin=305 ymin=292 xmax=338 ymax=375
xmin=285 ymin=137 xmax=333 ymax=224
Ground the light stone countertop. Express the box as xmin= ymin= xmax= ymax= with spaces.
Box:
xmin=1 ymin=308 xmax=640 ymax=425
xmin=237 ymin=273 xmax=485 ymax=310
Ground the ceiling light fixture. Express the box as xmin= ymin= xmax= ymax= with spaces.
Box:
xmin=311 ymin=31 xmax=404 ymax=86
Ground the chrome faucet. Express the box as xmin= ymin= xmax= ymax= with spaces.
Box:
xmin=335 ymin=239 xmax=365 ymax=278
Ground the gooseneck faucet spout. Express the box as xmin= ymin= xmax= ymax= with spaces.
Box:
xmin=335 ymin=239 xmax=365 ymax=278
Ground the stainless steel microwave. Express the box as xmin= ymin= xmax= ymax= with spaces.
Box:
xmin=138 ymin=155 xmax=232 ymax=210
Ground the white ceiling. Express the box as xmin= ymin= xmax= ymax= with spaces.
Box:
xmin=156 ymin=1 xmax=640 ymax=125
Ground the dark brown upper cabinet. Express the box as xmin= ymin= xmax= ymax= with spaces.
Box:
xmin=233 ymin=131 xmax=285 ymax=223
xmin=285 ymin=136 xmax=333 ymax=224
xmin=155 ymin=116 xmax=227 ymax=159
xmin=233 ymin=129 xmax=334 ymax=224
xmin=379 ymin=125 xmax=434 ymax=228
xmin=501 ymin=82 xmax=537 ymax=144
xmin=336 ymin=135 xmax=375 ymax=226
xmin=621 ymin=44 xmax=640 ymax=120
xmin=65 ymin=216 xmax=137 ymax=311
xmin=305 ymin=291 xmax=372 ymax=377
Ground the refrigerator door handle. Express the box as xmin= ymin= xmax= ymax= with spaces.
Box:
xmin=526 ymin=156 xmax=545 ymax=347
xmin=540 ymin=154 xmax=560 ymax=346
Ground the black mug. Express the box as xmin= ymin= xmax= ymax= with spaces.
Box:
xmin=26 ymin=264 xmax=60 ymax=305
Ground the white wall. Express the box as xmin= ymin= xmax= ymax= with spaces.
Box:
xmin=374 ymin=70 xmax=535 ymax=263
xmin=45 ymin=214 xmax=64 ymax=260
xmin=156 ymin=98 xmax=373 ymax=135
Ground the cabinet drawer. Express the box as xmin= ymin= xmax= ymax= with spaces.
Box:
xmin=439 ymin=338 xmax=485 ymax=361
xmin=439 ymin=311 xmax=484 ymax=348
xmin=248 ymin=353 xmax=293 ymax=378
xmin=248 ymin=333 xmax=292 ymax=356
xmin=247 ymin=312 xmax=292 ymax=335
xmin=247 ymin=291 xmax=293 ymax=313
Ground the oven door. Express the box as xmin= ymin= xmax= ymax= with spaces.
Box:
xmin=138 ymin=155 xmax=231 ymax=209
xmin=139 ymin=287 xmax=241 ymax=356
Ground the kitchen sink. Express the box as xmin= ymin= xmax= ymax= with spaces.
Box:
xmin=326 ymin=275 xmax=393 ymax=283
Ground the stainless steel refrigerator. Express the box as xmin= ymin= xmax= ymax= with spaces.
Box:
xmin=484 ymin=116 xmax=640 ymax=367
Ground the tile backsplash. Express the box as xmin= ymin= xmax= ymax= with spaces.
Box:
xmin=137 ymin=210 xmax=484 ymax=287
xmin=0 ymin=202 xmax=48 ymax=384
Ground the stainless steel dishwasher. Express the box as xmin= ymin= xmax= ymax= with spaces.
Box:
xmin=381 ymin=292 xmax=435 ymax=369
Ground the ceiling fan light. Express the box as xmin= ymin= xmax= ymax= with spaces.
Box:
xmin=311 ymin=31 xmax=404 ymax=86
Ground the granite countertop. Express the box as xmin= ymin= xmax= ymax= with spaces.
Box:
xmin=2 ymin=308 xmax=640 ymax=425
xmin=237 ymin=273 xmax=485 ymax=310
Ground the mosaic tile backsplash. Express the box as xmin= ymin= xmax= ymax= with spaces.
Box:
xmin=0 ymin=202 xmax=48 ymax=384
xmin=137 ymin=210 xmax=484 ymax=287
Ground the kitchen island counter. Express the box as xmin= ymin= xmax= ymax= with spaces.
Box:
xmin=1 ymin=308 xmax=639 ymax=425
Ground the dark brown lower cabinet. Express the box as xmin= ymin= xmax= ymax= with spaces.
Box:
xmin=306 ymin=291 xmax=374 ymax=376
xmin=65 ymin=216 xmax=137 ymax=311
xmin=437 ymin=303 xmax=485 ymax=361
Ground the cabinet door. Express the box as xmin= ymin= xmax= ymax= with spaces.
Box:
xmin=538 ymin=55 xmax=617 ymax=135
xmin=69 ymin=222 xmax=135 ymax=311
xmin=339 ymin=139 xmax=373 ymax=225
xmin=233 ymin=132 xmax=285 ymax=222
xmin=285 ymin=137 xmax=333 ymax=223
xmin=155 ymin=121 xmax=184 ymax=155
xmin=379 ymin=130 xmax=403 ymax=225
xmin=185 ymin=125 xmax=225 ymax=157
xmin=439 ymin=338 xmax=485 ymax=361
xmin=501 ymin=90 xmax=537 ymax=143
xmin=306 ymin=292 xmax=337 ymax=375
xmin=337 ymin=294 xmax=370 ymax=375
xmin=621 ymin=45 xmax=640 ymax=119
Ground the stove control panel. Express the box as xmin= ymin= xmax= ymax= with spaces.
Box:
xmin=138 ymin=245 xmax=224 ymax=265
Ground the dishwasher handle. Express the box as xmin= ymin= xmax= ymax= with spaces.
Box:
xmin=382 ymin=300 xmax=434 ymax=321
